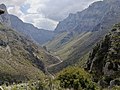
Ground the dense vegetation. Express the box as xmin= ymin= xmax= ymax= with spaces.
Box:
xmin=2 ymin=67 xmax=99 ymax=90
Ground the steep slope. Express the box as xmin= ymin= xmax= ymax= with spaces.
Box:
xmin=0 ymin=6 xmax=59 ymax=83
xmin=47 ymin=0 xmax=120 ymax=73
xmin=10 ymin=15 xmax=55 ymax=44
xmin=85 ymin=23 xmax=120 ymax=87
xmin=0 ymin=23 xmax=44 ymax=82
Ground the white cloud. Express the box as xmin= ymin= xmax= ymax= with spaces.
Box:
xmin=8 ymin=6 xmax=24 ymax=17
xmin=34 ymin=18 xmax=58 ymax=30
xmin=21 ymin=13 xmax=58 ymax=30
xmin=0 ymin=0 xmax=27 ymax=6
xmin=0 ymin=0 xmax=101 ymax=30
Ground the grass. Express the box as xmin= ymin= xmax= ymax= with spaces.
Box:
xmin=46 ymin=31 xmax=91 ymax=61
xmin=75 ymin=52 xmax=89 ymax=67
xmin=46 ymin=32 xmax=69 ymax=52
xmin=54 ymin=32 xmax=91 ymax=60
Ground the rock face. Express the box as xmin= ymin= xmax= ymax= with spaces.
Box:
xmin=0 ymin=10 xmax=4 ymax=15
xmin=85 ymin=23 xmax=120 ymax=87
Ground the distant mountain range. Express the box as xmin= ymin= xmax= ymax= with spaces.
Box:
xmin=46 ymin=0 xmax=120 ymax=73
xmin=10 ymin=15 xmax=55 ymax=44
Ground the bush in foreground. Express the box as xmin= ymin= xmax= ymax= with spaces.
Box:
xmin=56 ymin=66 xmax=99 ymax=90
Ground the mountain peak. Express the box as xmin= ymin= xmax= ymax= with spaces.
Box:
xmin=0 ymin=4 xmax=11 ymax=27
xmin=0 ymin=4 xmax=7 ymax=11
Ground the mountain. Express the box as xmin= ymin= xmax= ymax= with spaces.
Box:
xmin=10 ymin=15 xmax=55 ymax=44
xmin=85 ymin=23 xmax=120 ymax=88
xmin=47 ymin=0 xmax=120 ymax=73
xmin=0 ymin=4 xmax=59 ymax=83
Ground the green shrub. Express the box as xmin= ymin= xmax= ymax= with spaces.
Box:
xmin=112 ymin=86 xmax=120 ymax=90
xmin=56 ymin=66 xmax=99 ymax=90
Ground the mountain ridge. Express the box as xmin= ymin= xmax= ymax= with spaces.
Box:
xmin=10 ymin=14 xmax=55 ymax=44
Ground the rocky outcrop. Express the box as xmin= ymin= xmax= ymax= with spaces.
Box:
xmin=85 ymin=23 xmax=120 ymax=88
xmin=0 ymin=4 xmax=11 ymax=27
xmin=0 ymin=40 xmax=7 ymax=47
xmin=0 ymin=9 xmax=4 ymax=15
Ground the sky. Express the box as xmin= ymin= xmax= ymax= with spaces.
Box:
xmin=0 ymin=0 xmax=101 ymax=30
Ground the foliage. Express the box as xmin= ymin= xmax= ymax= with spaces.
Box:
xmin=56 ymin=66 xmax=99 ymax=90
xmin=112 ymin=86 xmax=120 ymax=90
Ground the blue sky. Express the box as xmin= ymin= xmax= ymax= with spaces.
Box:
xmin=0 ymin=0 xmax=101 ymax=30
xmin=20 ymin=3 xmax=30 ymax=14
